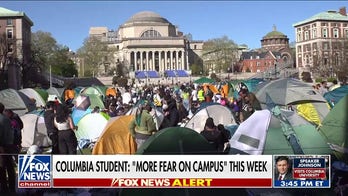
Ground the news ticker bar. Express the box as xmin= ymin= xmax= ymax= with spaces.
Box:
xmin=18 ymin=154 xmax=330 ymax=188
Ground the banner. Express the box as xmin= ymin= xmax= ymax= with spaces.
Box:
xmin=18 ymin=155 xmax=273 ymax=188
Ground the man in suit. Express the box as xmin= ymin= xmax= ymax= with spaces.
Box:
xmin=275 ymin=156 xmax=293 ymax=180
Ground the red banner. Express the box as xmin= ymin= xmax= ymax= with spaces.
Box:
xmin=53 ymin=178 xmax=272 ymax=188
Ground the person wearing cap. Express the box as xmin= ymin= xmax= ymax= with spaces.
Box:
xmin=129 ymin=103 xmax=157 ymax=149
xmin=200 ymin=117 xmax=225 ymax=153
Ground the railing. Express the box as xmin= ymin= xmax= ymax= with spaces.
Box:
xmin=248 ymin=62 xmax=298 ymax=79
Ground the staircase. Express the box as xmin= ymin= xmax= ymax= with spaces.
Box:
xmin=248 ymin=62 xmax=299 ymax=79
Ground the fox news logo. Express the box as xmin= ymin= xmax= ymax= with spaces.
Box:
xmin=18 ymin=155 xmax=51 ymax=188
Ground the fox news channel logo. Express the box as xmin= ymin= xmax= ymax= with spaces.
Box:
xmin=273 ymin=155 xmax=330 ymax=188
xmin=18 ymin=155 xmax=51 ymax=188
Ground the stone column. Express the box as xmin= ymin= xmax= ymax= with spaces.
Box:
xmin=170 ymin=51 xmax=173 ymax=69
xmin=159 ymin=51 xmax=162 ymax=72
xmin=181 ymin=50 xmax=184 ymax=70
xmin=164 ymin=51 xmax=168 ymax=70
xmin=152 ymin=51 xmax=155 ymax=71
xmin=176 ymin=51 xmax=179 ymax=70
xmin=133 ymin=51 xmax=137 ymax=70
xmin=146 ymin=51 xmax=149 ymax=70
xmin=140 ymin=51 xmax=143 ymax=71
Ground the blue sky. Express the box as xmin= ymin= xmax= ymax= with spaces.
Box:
xmin=2 ymin=1 xmax=347 ymax=52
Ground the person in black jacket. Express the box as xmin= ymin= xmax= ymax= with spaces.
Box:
xmin=44 ymin=101 xmax=59 ymax=154
xmin=200 ymin=118 xmax=225 ymax=153
xmin=160 ymin=95 xmax=179 ymax=129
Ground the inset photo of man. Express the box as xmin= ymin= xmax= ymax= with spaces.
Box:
xmin=274 ymin=156 xmax=293 ymax=180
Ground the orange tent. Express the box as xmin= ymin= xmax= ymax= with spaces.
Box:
xmin=105 ymin=87 xmax=117 ymax=97
xmin=92 ymin=115 xmax=137 ymax=155
xmin=203 ymin=84 xmax=219 ymax=94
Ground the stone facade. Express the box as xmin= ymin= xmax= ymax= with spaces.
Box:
xmin=88 ymin=11 xmax=203 ymax=78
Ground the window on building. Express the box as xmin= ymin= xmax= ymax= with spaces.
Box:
xmin=323 ymin=28 xmax=328 ymax=38
xmin=7 ymin=44 xmax=13 ymax=53
xmin=324 ymin=58 xmax=328 ymax=65
xmin=313 ymin=43 xmax=317 ymax=51
xmin=345 ymin=29 xmax=348 ymax=38
xmin=298 ymin=46 xmax=302 ymax=52
xmin=194 ymin=45 xmax=197 ymax=49
xmin=141 ymin=30 xmax=161 ymax=38
xmin=323 ymin=43 xmax=328 ymax=50
xmin=334 ymin=28 xmax=339 ymax=38
xmin=305 ymin=31 xmax=309 ymax=40
xmin=7 ymin=19 xmax=13 ymax=26
xmin=297 ymin=33 xmax=301 ymax=42
xmin=312 ymin=29 xmax=317 ymax=38
xmin=6 ymin=29 xmax=13 ymax=39
xmin=256 ymin=62 xmax=260 ymax=66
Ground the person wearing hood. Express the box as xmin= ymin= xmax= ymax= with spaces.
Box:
xmin=200 ymin=117 xmax=225 ymax=153
xmin=160 ymin=95 xmax=180 ymax=129
xmin=129 ymin=103 xmax=157 ymax=149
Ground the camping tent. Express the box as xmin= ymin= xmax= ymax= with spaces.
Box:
xmin=19 ymin=88 xmax=46 ymax=108
xmin=0 ymin=89 xmax=36 ymax=116
xmin=228 ymin=109 xmax=332 ymax=156
xmin=136 ymin=127 xmax=216 ymax=154
xmin=184 ymin=104 xmax=236 ymax=133
xmin=255 ymin=78 xmax=329 ymax=122
xmin=92 ymin=115 xmax=137 ymax=155
xmin=319 ymin=95 xmax=348 ymax=163
xmin=20 ymin=110 xmax=51 ymax=148
xmin=80 ymin=86 xmax=107 ymax=97
xmin=323 ymin=85 xmax=348 ymax=108
xmin=76 ymin=112 xmax=109 ymax=141
xmin=255 ymin=78 xmax=327 ymax=106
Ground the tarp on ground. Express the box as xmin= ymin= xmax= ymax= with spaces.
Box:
xmin=319 ymin=95 xmax=348 ymax=163
xmin=20 ymin=110 xmax=51 ymax=148
xmin=185 ymin=104 xmax=236 ymax=133
xmin=136 ymin=127 xmax=216 ymax=154
xmin=76 ymin=112 xmax=109 ymax=141
xmin=0 ymin=88 xmax=36 ymax=116
xmin=92 ymin=115 xmax=137 ymax=155
xmin=193 ymin=77 xmax=215 ymax=84
xmin=19 ymin=88 xmax=46 ymax=108
xmin=323 ymin=85 xmax=348 ymax=108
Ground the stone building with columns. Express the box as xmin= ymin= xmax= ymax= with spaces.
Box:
xmin=88 ymin=11 xmax=203 ymax=78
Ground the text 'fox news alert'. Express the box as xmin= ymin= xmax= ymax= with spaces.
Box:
xmin=18 ymin=155 xmax=51 ymax=188
xmin=51 ymin=155 xmax=272 ymax=188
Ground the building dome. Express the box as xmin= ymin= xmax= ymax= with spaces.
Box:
xmin=263 ymin=30 xmax=286 ymax=38
xmin=124 ymin=11 xmax=171 ymax=25
xmin=261 ymin=25 xmax=289 ymax=51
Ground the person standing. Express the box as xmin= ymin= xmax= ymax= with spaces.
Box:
xmin=44 ymin=101 xmax=59 ymax=154
xmin=129 ymin=103 xmax=157 ymax=149
xmin=0 ymin=103 xmax=16 ymax=193
xmin=54 ymin=104 xmax=78 ymax=154
xmin=200 ymin=117 xmax=225 ymax=153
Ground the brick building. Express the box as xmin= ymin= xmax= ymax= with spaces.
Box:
xmin=0 ymin=7 xmax=33 ymax=89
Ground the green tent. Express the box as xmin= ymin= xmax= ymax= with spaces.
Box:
xmin=34 ymin=88 xmax=48 ymax=103
xmin=193 ymin=77 xmax=215 ymax=84
xmin=136 ymin=127 xmax=216 ymax=155
xmin=319 ymin=95 xmax=348 ymax=163
xmin=76 ymin=112 xmax=109 ymax=141
xmin=80 ymin=86 xmax=106 ymax=97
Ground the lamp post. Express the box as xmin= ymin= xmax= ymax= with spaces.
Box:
xmin=49 ymin=64 xmax=52 ymax=88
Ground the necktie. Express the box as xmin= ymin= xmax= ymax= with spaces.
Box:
xmin=278 ymin=175 xmax=283 ymax=180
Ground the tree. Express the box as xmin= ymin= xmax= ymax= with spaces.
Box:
xmin=0 ymin=33 xmax=9 ymax=89
xmin=202 ymin=36 xmax=239 ymax=74
xmin=28 ymin=31 xmax=77 ymax=84
xmin=77 ymin=36 xmax=117 ymax=77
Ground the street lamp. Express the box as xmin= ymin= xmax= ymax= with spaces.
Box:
xmin=49 ymin=64 xmax=52 ymax=88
